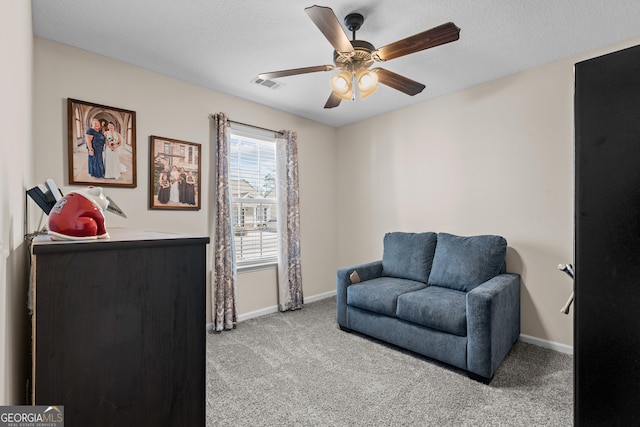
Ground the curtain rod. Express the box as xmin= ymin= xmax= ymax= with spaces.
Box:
xmin=228 ymin=119 xmax=285 ymax=137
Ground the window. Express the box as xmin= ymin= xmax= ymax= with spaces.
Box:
xmin=229 ymin=125 xmax=277 ymax=267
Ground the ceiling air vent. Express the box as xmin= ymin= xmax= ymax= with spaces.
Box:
xmin=251 ymin=77 xmax=285 ymax=90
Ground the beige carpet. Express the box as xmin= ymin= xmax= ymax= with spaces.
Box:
xmin=206 ymin=297 xmax=572 ymax=426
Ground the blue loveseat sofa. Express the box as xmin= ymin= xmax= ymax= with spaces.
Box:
xmin=336 ymin=232 xmax=520 ymax=383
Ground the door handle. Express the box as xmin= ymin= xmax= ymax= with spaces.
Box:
xmin=558 ymin=263 xmax=574 ymax=314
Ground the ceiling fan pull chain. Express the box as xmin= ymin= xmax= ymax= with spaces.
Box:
xmin=351 ymin=73 xmax=357 ymax=101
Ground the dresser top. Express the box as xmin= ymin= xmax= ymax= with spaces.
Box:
xmin=32 ymin=227 xmax=209 ymax=254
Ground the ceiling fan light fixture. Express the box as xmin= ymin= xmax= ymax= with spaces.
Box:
xmin=330 ymin=71 xmax=354 ymax=100
xmin=260 ymin=6 xmax=460 ymax=109
xmin=356 ymin=68 xmax=379 ymax=99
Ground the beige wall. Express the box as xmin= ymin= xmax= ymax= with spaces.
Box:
xmin=336 ymin=36 xmax=640 ymax=348
xmin=21 ymin=21 xmax=640 ymax=375
xmin=32 ymin=38 xmax=339 ymax=324
xmin=1 ymin=0 xmax=34 ymax=404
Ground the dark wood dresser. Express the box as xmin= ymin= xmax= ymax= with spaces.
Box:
xmin=30 ymin=228 xmax=209 ymax=427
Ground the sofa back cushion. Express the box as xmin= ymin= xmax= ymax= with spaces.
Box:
xmin=428 ymin=233 xmax=507 ymax=292
xmin=382 ymin=232 xmax=437 ymax=283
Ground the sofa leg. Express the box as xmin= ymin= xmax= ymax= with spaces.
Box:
xmin=467 ymin=372 xmax=492 ymax=385
xmin=338 ymin=325 xmax=352 ymax=333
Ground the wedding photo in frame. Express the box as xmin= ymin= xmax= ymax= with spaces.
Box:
xmin=150 ymin=135 xmax=201 ymax=210
xmin=67 ymin=98 xmax=137 ymax=187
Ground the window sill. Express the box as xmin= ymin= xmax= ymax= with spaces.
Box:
xmin=237 ymin=261 xmax=277 ymax=273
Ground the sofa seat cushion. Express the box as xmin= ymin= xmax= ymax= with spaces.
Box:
xmin=428 ymin=233 xmax=507 ymax=292
xmin=396 ymin=286 xmax=467 ymax=337
xmin=382 ymin=232 xmax=438 ymax=283
xmin=347 ymin=277 xmax=427 ymax=317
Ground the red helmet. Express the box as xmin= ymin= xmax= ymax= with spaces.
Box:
xmin=48 ymin=188 xmax=110 ymax=240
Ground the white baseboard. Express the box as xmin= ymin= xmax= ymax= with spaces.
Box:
xmin=304 ymin=289 xmax=337 ymax=303
xmin=206 ymin=290 xmax=338 ymax=332
xmin=238 ymin=305 xmax=279 ymax=322
xmin=519 ymin=334 xmax=573 ymax=355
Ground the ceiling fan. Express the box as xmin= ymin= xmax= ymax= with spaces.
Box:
xmin=258 ymin=5 xmax=460 ymax=109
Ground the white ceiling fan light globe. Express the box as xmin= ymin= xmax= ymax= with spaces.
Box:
xmin=333 ymin=75 xmax=348 ymax=90
xmin=356 ymin=69 xmax=379 ymax=99
xmin=330 ymin=71 xmax=354 ymax=100
xmin=357 ymin=70 xmax=377 ymax=90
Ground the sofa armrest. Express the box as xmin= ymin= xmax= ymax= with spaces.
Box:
xmin=336 ymin=260 xmax=383 ymax=327
xmin=466 ymin=273 xmax=521 ymax=380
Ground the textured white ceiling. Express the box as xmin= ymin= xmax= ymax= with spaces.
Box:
xmin=32 ymin=0 xmax=640 ymax=127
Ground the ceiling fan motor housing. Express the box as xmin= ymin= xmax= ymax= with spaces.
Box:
xmin=334 ymin=40 xmax=375 ymax=70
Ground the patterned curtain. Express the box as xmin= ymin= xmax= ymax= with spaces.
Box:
xmin=212 ymin=113 xmax=237 ymax=331
xmin=276 ymin=130 xmax=303 ymax=311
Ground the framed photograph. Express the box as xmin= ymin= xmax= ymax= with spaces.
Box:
xmin=150 ymin=135 xmax=201 ymax=210
xmin=67 ymin=98 xmax=137 ymax=187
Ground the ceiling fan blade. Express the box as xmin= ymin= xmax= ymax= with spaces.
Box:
xmin=373 ymin=68 xmax=425 ymax=96
xmin=324 ymin=92 xmax=342 ymax=109
xmin=305 ymin=5 xmax=354 ymax=54
xmin=374 ymin=22 xmax=460 ymax=62
xmin=258 ymin=65 xmax=334 ymax=80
